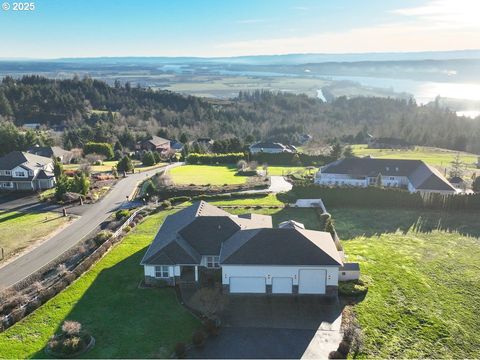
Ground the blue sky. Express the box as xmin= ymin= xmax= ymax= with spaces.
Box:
xmin=1 ymin=0 xmax=479 ymax=58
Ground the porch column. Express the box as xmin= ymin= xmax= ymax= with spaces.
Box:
xmin=194 ymin=266 xmax=198 ymax=282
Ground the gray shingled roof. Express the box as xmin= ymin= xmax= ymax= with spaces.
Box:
xmin=220 ymin=228 xmax=342 ymax=266
xmin=0 ymin=151 xmax=52 ymax=170
xmin=321 ymin=158 xmax=455 ymax=192
xmin=28 ymin=146 xmax=72 ymax=160
xmin=140 ymin=201 xmax=272 ymax=266
xmin=146 ymin=136 xmax=170 ymax=147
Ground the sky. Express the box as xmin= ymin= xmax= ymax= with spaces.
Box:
xmin=0 ymin=0 xmax=480 ymax=58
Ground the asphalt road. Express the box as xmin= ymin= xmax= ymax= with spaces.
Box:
xmin=0 ymin=163 xmax=179 ymax=288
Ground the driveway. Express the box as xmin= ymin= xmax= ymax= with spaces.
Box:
xmin=188 ymin=296 xmax=343 ymax=359
xmin=0 ymin=163 xmax=181 ymax=288
xmin=240 ymin=175 xmax=293 ymax=195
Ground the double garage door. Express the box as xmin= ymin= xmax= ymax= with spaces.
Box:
xmin=229 ymin=269 xmax=326 ymax=294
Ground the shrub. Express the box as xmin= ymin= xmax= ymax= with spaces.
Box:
xmin=94 ymin=230 xmax=113 ymax=245
xmin=62 ymin=320 xmax=82 ymax=336
xmin=328 ymin=350 xmax=344 ymax=359
xmin=338 ymin=280 xmax=368 ymax=297
xmin=115 ymin=209 xmax=130 ymax=220
xmin=123 ymin=225 xmax=132 ymax=233
xmin=161 ymin=200 xmax=172 ymax=209
xmin=337 ymin=340 xmax=350 ymax=357
xmin=174 ymin=342 xmax=186 ymax=358
xmin=192 ymin=330 xmax=206 ymax=348
xmin=84 ymin=142 xmax=114 ymax=160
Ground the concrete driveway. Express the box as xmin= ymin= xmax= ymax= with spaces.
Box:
xmin=188 ymin=296 xmax=343 ymax=359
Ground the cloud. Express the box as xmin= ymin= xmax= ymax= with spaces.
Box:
xmin=392 ymin=0 xmax=480 ymax=29
xmin=215 ymin=21 xmax=480 ymax=56
xmin=214 ymin=0 xmax=480 ymax=56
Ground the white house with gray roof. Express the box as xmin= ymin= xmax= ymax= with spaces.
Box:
xmin=141 ymin=201 xmax=346 ymax=296
xmin=315 ymin=158 xmax=456 ymax=195
xmin=0 ymin=151 xmax=56 ymax=191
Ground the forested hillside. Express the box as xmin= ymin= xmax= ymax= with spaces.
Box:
xmin=0 ymin=75 xmax=479 ymax=153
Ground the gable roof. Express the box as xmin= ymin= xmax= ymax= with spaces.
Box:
xmin=140 ymin=201 xmax=269 ymax=265
xmin=28 ymin=146 xmax=72 ymax=159
xmin=0 ymin=151 xmax=52 ymax=170
xmin=143 ymin=136 xmax=170 ymax=147
xmin=220 ymin=228 xmax=342 ymax=266
xmin=320 ymin=158 xmax=455 ymax=192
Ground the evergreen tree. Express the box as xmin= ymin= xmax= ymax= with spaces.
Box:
xmin=117 ymin=155 xmax=134 ymax=172
xmin=343 ymin=146 xmax=355 ymax=158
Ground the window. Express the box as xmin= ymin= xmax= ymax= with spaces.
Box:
xmin=390 ymin=177 xmax=395 ymax=180
xmin=14 ymin=171 xmax=26 ymax=177
xmin=5 ymin=170 xmax=11 ymax=176
xmin=154 ymin=265 xmax=169 ymax=278
xmin=206 ymin=256 xmax=220 ymax=268
xmin=342 ymin=272 xmax=346 ymax=275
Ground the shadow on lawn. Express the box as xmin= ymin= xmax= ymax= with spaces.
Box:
xmin=330 ymin=207 xmax=480 ymax=240
xmin=32 ymin=246 xmax=198 ymax=359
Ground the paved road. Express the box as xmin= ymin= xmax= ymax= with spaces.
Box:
xmin=0 ymin=163 xmax=179 ymax=288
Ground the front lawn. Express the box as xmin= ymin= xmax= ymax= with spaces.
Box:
xmin=0 ymin=211 xmax=72 ymax=260
xmin=168 ymin=165 xmax=247 ymax=185
xmin=351 ymin=144 xmax=479 ymax=169
xmin=0 ymin=210 xmax=199 ymax=359
xmin=332 ymin=207 xmax=480 ymax=358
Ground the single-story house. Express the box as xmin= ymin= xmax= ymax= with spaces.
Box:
xmin=136 ymin=136 xmax=171 ymax=153
xmin=249 ymin=142 xmax=296 ymax=154
xmin=141 ymin=201 xmax=346 ymax=296
xmin=449 ymin=176 xmax=465 ymax=190
xmin=0 ymin=151 xmax=56 ymax=191
xmin=28 ymin=145 xmax=73 ymax=163
xmin=315 ymin=157 xmax=457 ymax=195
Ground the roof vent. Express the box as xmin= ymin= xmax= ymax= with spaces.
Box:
xmin=386 ymin=166 xmax=390 ymax=171
xmin=395 ymin=167 xmax=399 ymax=172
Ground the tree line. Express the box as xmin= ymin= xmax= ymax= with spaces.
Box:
xmin=1 ymin=76 xmax=480 ymax=155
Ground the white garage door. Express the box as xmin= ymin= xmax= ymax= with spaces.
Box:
xmin=230 ymin=277 xmax=266 ymax=293
xmin=272 ymin=277 xmax=293 ymax=294
xmin=298 ymin=269 xmax=326 ymax=294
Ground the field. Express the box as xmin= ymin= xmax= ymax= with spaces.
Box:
xmin=332 ymin=207 xmax=480 ymax=358
xmin=168 ymin=165 xmax=247 ymax=185
xmin=0 ymin=210 xmax=199 ymax=359
xmin=352 ymin=144 xmax=479 ymax=170
xmin=0 ymin=211 xmax=72 ymax=260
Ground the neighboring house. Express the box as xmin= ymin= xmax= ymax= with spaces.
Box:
xmin=170 ymin=140 xmax=184 ymax=152
xmin=22 ymin=123 xmax=42 ymax=130
xmin=136 ymin=136 xmax=171 ymax=153
xmin=196 ymin=138 xmax=214 ymax=146
xmin=28 ymin=145 xmax=73 ymax=163
xmin=249 ymin=142 xmax=296 ymax=154
xmin=449 ymin=176 xmax=466 ymax=190
xmin=0 ymin=151 xmax=56 ymax=191
xmin=315 ymin=157 xmax=456 ymax=194
xmin=141 ymin=201 xmax=346 ymax=296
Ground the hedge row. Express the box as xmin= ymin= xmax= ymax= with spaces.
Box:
xmin=290 ymin=185 xmax=480 ymax=211
xmin=186 ymin=153 xmax=246 ymax=165
xmin=251 ymin=152 xmax=333 ymax=166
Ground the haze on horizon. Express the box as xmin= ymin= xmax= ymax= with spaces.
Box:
xmin=1 ymin=0 xmax=480 ymax=59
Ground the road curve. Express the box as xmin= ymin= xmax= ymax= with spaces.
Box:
xmin=0 ymin=163 xmax=180 ymax=288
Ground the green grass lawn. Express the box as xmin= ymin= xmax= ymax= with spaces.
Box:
xmin=182 ymin=194 xmax=285 ymax=207
xmin=64 ymin=161 xmax=118 ymax=174
xmin=168 ymin=165 xmax=247 ymax=185
xmin=0 ymin=210 xmax=199 ymax=359
xmin=0 ymin=211 xmax=71 ymax=260
xmin=331 ymin=207 xmax=480 ymax=358
xmin=351 ymin=144 xmax=479 ymax=170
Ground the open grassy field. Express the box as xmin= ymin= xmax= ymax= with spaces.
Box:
xmin=190 ymin=194 xmax=285 ymax=207
xmin=352 ymin=144 xmax=479 ymax=170
xmin=64 ymin=161 xmax=118 ymax=174
xmin=0 ymin=211 xmax=72 ymax=260
xmin=0 ymin=210 xmax=199 ymax=359
xmin=168 ymin=165 xmax=247 ymax=185
xmin=331 ymin=207 xmax=480 ymax=358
